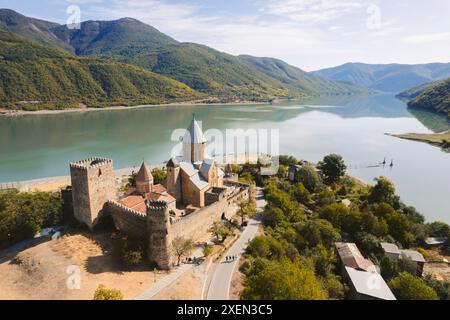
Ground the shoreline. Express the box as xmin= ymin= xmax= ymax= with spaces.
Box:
xmin=386 ymin=131 xmax=450 ymax=151
xmin=0 ymin=100 xmax=271 ymax=117
xmin=1 ymin=153 xmax=262 ymax=192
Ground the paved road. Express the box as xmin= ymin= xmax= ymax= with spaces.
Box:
xmin=134 ymin=247 xmax=204 ymax=300
xmin=206 ymin=188 xmax=266 ymax=300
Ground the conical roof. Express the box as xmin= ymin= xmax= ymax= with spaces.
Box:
xmin=183 ymin=115 xmax=207 ymax=144
xmin=136 ymin=161 xmax=153 ymax=182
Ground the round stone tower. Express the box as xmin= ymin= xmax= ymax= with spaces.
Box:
xmin=146 ymin=200 xmax=173 ymax=270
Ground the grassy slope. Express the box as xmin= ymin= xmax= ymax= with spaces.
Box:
xmin=0 ymin=30 xmax=203 ymax=110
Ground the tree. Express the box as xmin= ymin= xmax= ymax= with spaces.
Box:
xmin=291 ymin=183 xmax=311 ymax=204
xmin=239 ymin=172 xmax=255 ymax=185
xmin=295 ymin=219 xmax=341 ymax=250
xmin=368 ymin=177 xmax=398 ymax=206
xmin=322 ymin=274 xmax=345 ymax=300
xmin=0 ymin=190 xmax=63 ymax=247
xmin=246 ymin=236 xmax=284 ymax=261
xmin=423 ymin=275 xmax=450 ymax=300
xmin=172 ymin=236 xmax=195 ymax=266
xmin=152 ymin=167 xmax=167 ymax=185
xmin=380 ymin=256 xmax=400 ymax=280
xmin=237 ymin=199 xmax=257 ymax=226
xmin=279 ymin=155 xmax=300 ymax=166
xmin=202 ymin=243 xmax=213 ymax=257
xmin=317 ymin=203 xmax=349 ymax=229
xmin=314 ymin=190 xmax=336 ymax=207
xmin=127 ymin=171 xmax=137 ymax=187
xmin=209 ymin=221 xmax=231 ymax=242
xmin=427 ymin=221 xmax=450 ymax=238
xmin=114 ymin=234 xmax=145 ymax=267
xmin=241 ymin=258 xmax=328 ymax=300
xmin=317 ymin=154 xmax=346 ymax=185
xmin=295 ymin=165 xmax=323 ymax=193
xmin=93 ymin=285 xmax=123 ymax=300
xmin=388 ymin=273 xmax=438 ymax=300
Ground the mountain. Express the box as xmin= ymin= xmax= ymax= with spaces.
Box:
xmin=52 ymin=18 xmax=178 ymax=56
xmin=0 ymin=30 xmax=203 ymax=110
xmin=398 ymin=78 xmax=450 ymax=121
xmin=239 ymin=55 xmax=369 ymax=95
xmin=313 ymin=62 xmax=450 ymax=93
xmin=0 ymin=9 xmax=71 ymax=51
xmin=0 ymin=9 xmax=366 ymax=101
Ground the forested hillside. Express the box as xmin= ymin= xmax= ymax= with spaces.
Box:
xmin=0 ymin=30 xmax=203 ymax=110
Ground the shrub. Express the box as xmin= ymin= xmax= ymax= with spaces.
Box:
xmin=388 ymin=273 xmax=438 ymax=300
xmin=93 ymin=285 xmax=124 ymax=300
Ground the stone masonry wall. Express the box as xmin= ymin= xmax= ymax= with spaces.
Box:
xmin=107 ymin=201 xmax=147 ymax=240
xmin=171 ymin=186 xmax=250 ymax=242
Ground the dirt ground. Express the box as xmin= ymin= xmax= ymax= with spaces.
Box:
xmin=423 ymin=248 xmax=450 ymax=282
xmin=152 ymin=263 xmax=207 ymax=300
xmin=0 ymin=232 xmax=166 ymax=300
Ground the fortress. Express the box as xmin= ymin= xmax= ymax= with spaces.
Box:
xmin=69 ymin=116 xmax=251 ymax=269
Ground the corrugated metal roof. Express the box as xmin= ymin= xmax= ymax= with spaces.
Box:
xmin=425 ymin=237 xmax=447 ymax=245
xmin=180 ymin=162 xmax=198 ymax=177
xmin=380 ymin=242 xmax=401 ymax=255
xmin=336 ymin=242 xmax=377 ymax=273
xmin=190 ymin=172 xmax=209 ymax=190
xmin=401 ymin=250 xmax=425 ymax=263
xmin=345 ymin=267 xmax=396 ymax=300
xmin=183 ymin=116 xmax=207 ymax=144
xmin=199 ymin=159 xmax=214 ymax=178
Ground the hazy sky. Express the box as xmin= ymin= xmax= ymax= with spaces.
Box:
xmin=2 ymin=0 xmax=450 ymax=71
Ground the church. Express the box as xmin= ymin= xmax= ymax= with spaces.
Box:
xmin=69 ymin=115 xmax=249 ymax=269
xmin=166 ymin=115 xmax=224 ymax=208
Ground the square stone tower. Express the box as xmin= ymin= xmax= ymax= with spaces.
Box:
xmin=70 ymin=157 xmax=116 ymax=230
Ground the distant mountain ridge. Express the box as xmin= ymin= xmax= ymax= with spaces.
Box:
xmin=397 ymin=78 xmax=450 ymax=121
xmin=313 ymin=62 xmax=450 ymax=93
xmin=0 ymin=8 xmax=368 ymax=103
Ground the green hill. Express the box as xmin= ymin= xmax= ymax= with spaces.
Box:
xmin=0 ymin=9 xmax=367 ymax=101
xmin=400 ymin=78 xmax=450 ymax=120
xmin=0 ymin=9 xmax=72 ymax=51
xmin=239 ymin=55 xmax=369 ymax=95
xmin=0 ymin=30 xmax=203 ymax=110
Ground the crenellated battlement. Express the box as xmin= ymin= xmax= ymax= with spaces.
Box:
xmin=107 ymin=200 xmax=146 ymax=220
xmin=70 ymin=157 xmax=113 ymax=170
xmin=147 ymin=200 xmax=168 ymax=212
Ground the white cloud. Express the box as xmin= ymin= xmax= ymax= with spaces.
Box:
xmin=403 ymin=32 xmax=450 ymax=44
xmin=261 ymin=0 xmax=370 ymax=23
xmin=56 ymin=0 xmax=450 ymax=70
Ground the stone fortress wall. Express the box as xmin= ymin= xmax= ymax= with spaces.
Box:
xmin=105 ymin=182 xmax=250 ymax=248
xmin=106 ymin=200 xmax=147 ymax=240
xmin=69 ymin=156 xmax=251 ymax=269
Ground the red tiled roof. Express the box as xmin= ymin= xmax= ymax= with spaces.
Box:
xmin=120 ymin=186 xmax=175 ymax=214
xmin=120 ymin=195 xmax=145 ymax=209
xmin=152 ymin=184 xmax=167 ymax=194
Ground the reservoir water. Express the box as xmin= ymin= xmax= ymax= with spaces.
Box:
xmin=0 ymin=94 xmax=449 ymax=223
